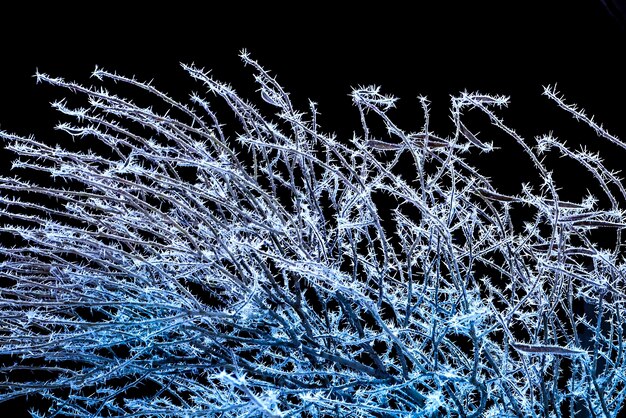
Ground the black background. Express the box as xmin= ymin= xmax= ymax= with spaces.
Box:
xmin=1 ymin=2 xmax=626 ymax=195
xmin=1 ymin=1 xmax=626 ymax=416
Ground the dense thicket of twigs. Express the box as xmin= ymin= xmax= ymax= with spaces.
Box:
xmin=1 ymin=52 xmax=625 ymax=417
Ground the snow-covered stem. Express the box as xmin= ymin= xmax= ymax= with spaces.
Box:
xmin=0 ymin=52 xmax=625 ymax=417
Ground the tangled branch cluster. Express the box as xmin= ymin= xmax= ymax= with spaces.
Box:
xmin=1 ymin=52 xmax=626 ymax=417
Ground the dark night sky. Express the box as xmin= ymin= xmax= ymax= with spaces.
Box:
xmin=1 ymin=2 xmax=625 ymax=135
xmin=2 ymin=2 xmax=626 ymax=199
xmin=1 ymin=2 xmax=626 ymax=416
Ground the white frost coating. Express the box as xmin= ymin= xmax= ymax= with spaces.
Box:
xmin=0 ymin=52 xmax=624 ymax=417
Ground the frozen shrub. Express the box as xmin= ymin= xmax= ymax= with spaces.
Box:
xmin=0 ymin=52 xmax=625 ymax=417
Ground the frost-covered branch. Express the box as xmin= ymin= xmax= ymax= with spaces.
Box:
xmin=0 ymin=52 xmax=625 ymax=417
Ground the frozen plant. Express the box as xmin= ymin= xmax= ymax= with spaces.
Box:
xmin=0 ymin=51 xmax=626 ymax=417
